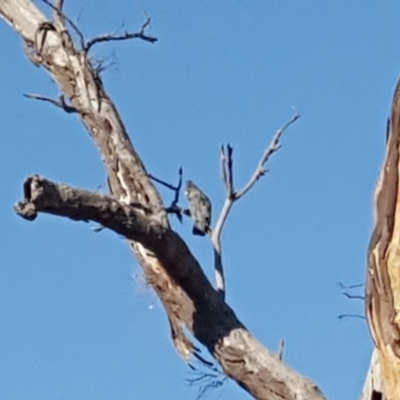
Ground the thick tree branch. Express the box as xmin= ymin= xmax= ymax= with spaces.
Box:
xmin=15 ymin=174 xmax=326 ymax=400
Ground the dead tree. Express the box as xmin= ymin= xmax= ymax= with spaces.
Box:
xmin=5 ymin=0 xmax=396 ymax=399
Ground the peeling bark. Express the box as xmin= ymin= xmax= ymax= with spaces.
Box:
xmin=0 ymin=1 xmax=327 ymax=399
xmin=366 ymin=77 xmax=400 ymax=400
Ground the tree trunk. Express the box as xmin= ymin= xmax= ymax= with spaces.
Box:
xmin=365 ymin=78 xmax=400 ymax=400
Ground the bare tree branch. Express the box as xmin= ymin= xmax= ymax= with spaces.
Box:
xmin=149 ymin=168 xmax=182 ymax=194
xmin=150 ymin=168 xmax=185 ymax=222
xmin=186 ymin=361 xmax=227 ymax=400
xmin=14 ymin=174 xmax=327 ymax=400
xmin=15 ymin=175 xmax=163 ymax=238
xmin=85 ymin=16 xmax=157 ymax=53
xmin=235 ymin=111 xmax=300 ymax=200
xmin=337 ymin=281 xmax=364 ymax=290
xmin=23 ymin=93 xmax=80 ymax=113
xmin=341 ymin=292 xmax=364 ymax=300
xmin=337 ymin=314 xmax=365 ymax=321
xmin=210 ymin=112 xmax=300 ymax=300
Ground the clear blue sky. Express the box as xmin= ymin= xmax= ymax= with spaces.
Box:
xmin=1 ymin=1 xmax=398 ymax=399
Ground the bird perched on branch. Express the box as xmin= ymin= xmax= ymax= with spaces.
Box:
xmin=185 ymin=180 xmax=212 ymax=236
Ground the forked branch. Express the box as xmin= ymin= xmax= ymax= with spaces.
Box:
xmin=149 ymin=168 xmax=184 ymax=222
xmin=43 ymin=0 xmax=156 ymax=52
xmin=211 ymin=111 xmax=300 ymax=299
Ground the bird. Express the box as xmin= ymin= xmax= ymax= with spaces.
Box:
xmin=185 ymin=180 xmax=212 ymax=236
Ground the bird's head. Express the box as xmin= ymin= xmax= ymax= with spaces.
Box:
xmin=185 ymin=180 xmax=195 ymax=197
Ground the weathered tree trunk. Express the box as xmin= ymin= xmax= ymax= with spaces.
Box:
xmin=0 ymin=1 xmax=326 ymax=399
xmin=365 ymin=77 xmax=400 ymax=400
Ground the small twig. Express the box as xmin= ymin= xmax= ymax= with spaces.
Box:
xmin=85 ymin=16 xmax=157 ymax=53
xmin=235 ymin=111 xmax=300 ymax=199
xmin=337 ymin=282 xmax=364 ymax=290
xmin=341 ymin=292 xmax=364 ymax=300
xmin=192 ymin=351 xmax=215 ymax=368
xmin=150 ymin=168 xmax=184 ymax=222
xmin=186 ymin=358 xmax=227 ymax=400
xmin=92 ymin=53 xmax=117 ymax=77
xmin=277 ymin=339 xmax=285 ymax=360
xmin=337 ymin=314 xmax=366 ymax=321
xmin=23 ymin=93 xmax=79 ymax=114
xmin=337 ymin=282 xmax=364 ymax=299
xmin=149 ymin=172 xmax=180 ymax=192
xmin=210 ymin=111 xmax=300 ymax=300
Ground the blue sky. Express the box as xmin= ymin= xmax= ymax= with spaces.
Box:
xmin=1 ymin=1 xmax=399 ymax=399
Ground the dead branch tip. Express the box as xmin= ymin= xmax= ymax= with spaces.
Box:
xmin=85 ymin=16 xmax=157 ymax=53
